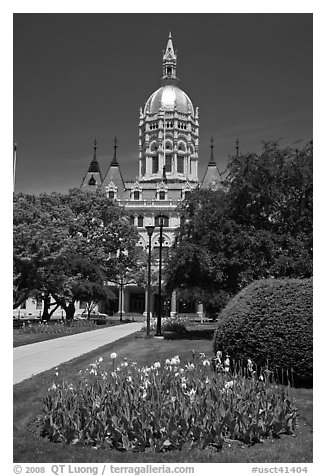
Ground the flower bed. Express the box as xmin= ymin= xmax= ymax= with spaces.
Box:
xmin=142 ymin=316 xmax=188 ymax=336
xmin=39 ymin=352 xmax=297 ymax=452
xmin=13 ymin=319 xmax=122 ymax=347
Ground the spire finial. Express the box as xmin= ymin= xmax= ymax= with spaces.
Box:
xmin=93 ymin=138 xmax=97 ymax=159
xmin=13 ymin=142 xmax=17 ymax=191
xmin=211 ymin=136 xmax=214 ymax=159
xmin=162 ymin=32 xmax=178 ymax=84
xmin=111 ymin=136 xmax=119 ymax=166
xmin=208 ymin=136 xmax=216 ymax=165
xmin=235 ymin=138 xmax=239 ymax=157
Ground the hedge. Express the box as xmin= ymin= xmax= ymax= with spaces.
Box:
xmin=213 ymin=278 xmax=313 ymax=387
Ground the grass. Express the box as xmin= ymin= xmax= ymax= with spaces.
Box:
xmin=13 ymin=318 xmax=129 ymax=347
xmin=13 ymin=330 xmax=313 ymax=463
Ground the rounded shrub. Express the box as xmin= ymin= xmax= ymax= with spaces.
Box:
xmin=213 ymin=278 xmax=312 ymax=387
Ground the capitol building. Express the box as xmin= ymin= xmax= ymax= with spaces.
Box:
xmin=15 ymin=34 xmax=224 ymax=319
xmin=79 ymin=33 xmax=223 ymax=318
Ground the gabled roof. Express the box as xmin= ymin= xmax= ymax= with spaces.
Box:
xmin=201 ymin=138 xmax=223 ymax=190
xmin=101 ymin=138 xmax=125 ymax=196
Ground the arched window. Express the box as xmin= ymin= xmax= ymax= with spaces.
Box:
xmin=152 ymin=156 xmax=159 ymax=173
xmin=165 ymin=154 xmax=172 ymax=172
xmin=133 ymin=191 xmax=140 ymax=200
xmin=159 ymin=191 xmax=166 ymax=200
xmin=138 ymin=216 xmax=144 ymax=227
xmin=177 ymin=156 xmax=184 ymax=173
xmin=152 ymin=233 xmax=171 ymax=260
xmin=108 ymin=191 xmax=115 ymax=199
xmin=150 ymin=142 xmax=158 ymax=151
xmin=178 ymin=142 xmax=186 ymax=152
xmin=129 ymin=216 xmax=135 ymax=226
xmin=88 ymin=175 xmax=96 ymax=186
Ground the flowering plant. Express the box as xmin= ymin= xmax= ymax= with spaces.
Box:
xmin=39 ymin=353 xmax=297 ymax=452
xmin=142 ymin=316 xmax=187 ymax=334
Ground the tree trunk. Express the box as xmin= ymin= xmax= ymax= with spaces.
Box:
xmin=41 ymin=294 xmax=51 ymax=321
xmin=49 ymin=303 xmax=60 ymax=319
xmin=66 ymin=301 xmax=75 ymax=321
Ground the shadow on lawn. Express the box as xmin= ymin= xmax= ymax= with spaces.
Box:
xmin=164 ymin=328 xmax=215 ymax=340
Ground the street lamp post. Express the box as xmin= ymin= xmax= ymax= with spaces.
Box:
xmin=117 ymin=245 xmax=128 ymax=323
xmin=119 ymin=278 xmax=123 ymax=322
xmin=145 ymin=225 xmax=155 ymax=336
xmin=156 ymin=217 xmax=164 ymax=337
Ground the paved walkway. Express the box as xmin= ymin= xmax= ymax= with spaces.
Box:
xmin=13 ymin=322 xmax=143 ymax=384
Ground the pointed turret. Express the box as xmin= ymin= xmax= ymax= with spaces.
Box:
xmin=161 ymin=32 xmax=178 ymax=85
xmin=110 ymin=137 xmax=119 ymax=166
xmin=80 ymin=139 xmax=103 ymax=190
xmin=101 ymin=137 xmax=125 ymax=198
xmin=201 ymin=137 xmax=222 ymax=190
xmin=88 ymin=139 xmax=101 ymax=173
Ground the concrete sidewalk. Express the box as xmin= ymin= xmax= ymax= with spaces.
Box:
xmin=13 ymin=322 xmax=143 ymax=384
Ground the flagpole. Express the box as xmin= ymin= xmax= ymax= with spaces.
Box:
xmin=13 ymin=143 xmax=17 ymax=191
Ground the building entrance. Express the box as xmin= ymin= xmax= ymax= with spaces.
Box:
xmin=129 ymin=293 xmax=145 ymax=313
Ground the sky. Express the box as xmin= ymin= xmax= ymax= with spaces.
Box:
xmin=13 ymin=13 xmax=312 ymax=194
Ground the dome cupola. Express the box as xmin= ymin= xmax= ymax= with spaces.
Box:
xmin=138 ymin=33 xmax=199 ymax=183
xmin=145 ymin=85 xmax=194 ymax=116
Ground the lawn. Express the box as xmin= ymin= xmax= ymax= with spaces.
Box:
xmin=13 ymin=318 xmax=130 ymax=347
xmin=13 ymin=329 xmax=313 ymax=463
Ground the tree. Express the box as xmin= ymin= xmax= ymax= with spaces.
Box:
xmin=51 ymin=189 xmax=139 ymax=320
xmin=225 ymin=141 xmax=313 ymax=238
xmin=126 ymin=247 xmax=159 ymax=291
xmin=13 ymin=192 xmax=73 ymax=310
xmin=165 ymin=141 xmax=313 ymax=312
xmin=13 ymin=189 xmax=139 ymax=320
xmin=165 ymin=189 xmax=232 ymax=309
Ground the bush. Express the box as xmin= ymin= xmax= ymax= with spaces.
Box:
xmin=162 ymin=317 xmax=187 ymax=334
xmin=213 ymin=278 xmax=312 ymax=387
xmin=39 ymin=354 xmax=297 ymax=451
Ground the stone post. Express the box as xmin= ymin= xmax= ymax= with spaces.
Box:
xmin=170 ymin=290 xmax=177 ymax=317
xmin=197 ymin=302 xmax=204 ymax=323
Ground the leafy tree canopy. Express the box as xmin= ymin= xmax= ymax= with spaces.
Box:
xmin=165 ymin=141 xmax=313 ymax=311
xmin=13 ymin=189 xmax=138 ymax=319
